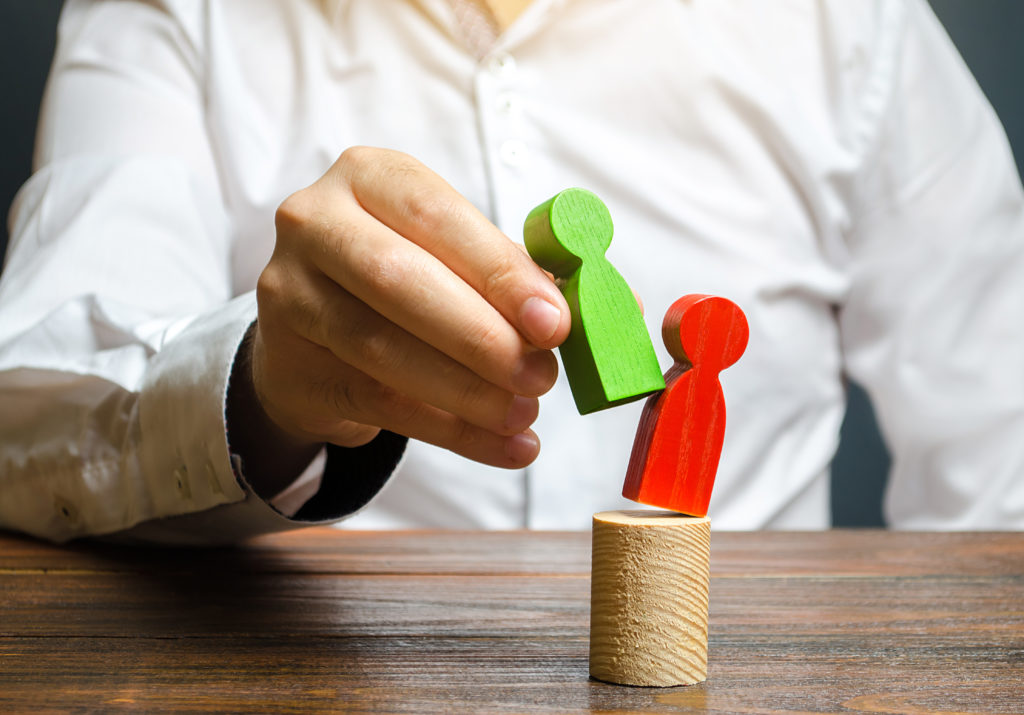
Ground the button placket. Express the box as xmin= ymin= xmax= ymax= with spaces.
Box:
xmin=499 ymin=139 xmax=528 ymax=167
xmin=486 ymin=52 xmax=517 ymax=78
xmin=477 ymin=49 xmax=532 ymax=196
xmin=488 ymin=50 xmax=530 ymax=166
xmin=473 ymin=48 xmax=533 ymax=515
xmin=495 ymin=91 xmax=522 ymax=116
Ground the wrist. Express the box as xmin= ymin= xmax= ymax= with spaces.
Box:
xmin=226 ymin=321 xmax=323 ymax=499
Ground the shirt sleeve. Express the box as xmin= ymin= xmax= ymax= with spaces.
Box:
xmin=0 ymin=0 xmax=404 ymax=543
xmin=839 ymin=0 xmax=1024 ymax=528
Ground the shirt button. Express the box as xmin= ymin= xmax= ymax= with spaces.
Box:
xmin=499 ymin=139 xmax=528 ymax=167
xmin=486 ymin=52 xmax=517 ymax=78
xmin=175 ymin=465 xmax=192 ymax=499
xmin=206 ymin=458 xmax=224 ymax=496
xmin=496 ymin=91 xmax=522 ymax=115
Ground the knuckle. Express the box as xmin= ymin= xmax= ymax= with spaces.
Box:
xmin=275 ymin=190 xmax=314 ymax=235
xmin=339 ymin=145 xmax=417 ymax=184
xmin=338 ymin=145 xmax=374 ymax=173
xmin=313 ymin=374 xmax=361 ymax=421
xmin=311 ymin=218 xmax=340 ymax=262
xmin=461 ymin=316 xmax=510 ymax=366
xmin=255 ymin=264 xmax=285 ymax=305
xmin=257 ymin=264 xmax=322 ymax=340
xmin=452 ymin=372 xmax=495 ymax=415
xmin=255 ymin=266 xmax=301 ymax=327
xmin=293 ymin=292 xmax=325 ymax=342
xmin=350 ymin=321 xmax=401 ymax=373
xmin=304 ymin=378 xmax=337 ymax=424
xmin=361 ymin=245 xmax=410 ymax=295
xmin=450 ymin=418 xmax=483 ymax=452
xmin=276 ymin=190 xmax=339 ymax=261
xmin=479 ymin=250 xmax=520 ymax=302
xmin=401 ymin=188 xmax=455 ymax=236
xmin=373 ymin=382 xmax=424 ymax=427
xmin=315 ymin=297 xmax=364 ymax=354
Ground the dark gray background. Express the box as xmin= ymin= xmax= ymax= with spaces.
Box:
xmin=2 ymin=1 xmax=1021 ymax=527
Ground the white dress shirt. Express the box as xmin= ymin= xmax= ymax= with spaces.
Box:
xmin=2 ymin=0 xmax=1022 ymax=542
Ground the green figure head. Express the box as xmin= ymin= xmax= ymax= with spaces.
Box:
xmin=523 ymin=188 xmax=614 ymax=278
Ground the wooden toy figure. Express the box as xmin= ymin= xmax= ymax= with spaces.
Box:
xmin=622 ymin=295 xmax=748 ymax=517
xmin=523 ymin=189 xmax=665 ymax=414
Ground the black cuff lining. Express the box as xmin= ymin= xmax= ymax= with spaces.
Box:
xmin=293 ymin=430 xmax=407 ymax=521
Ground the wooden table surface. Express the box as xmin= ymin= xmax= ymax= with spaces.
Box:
xmin=1 ymin=528 xmax=1022 ymax=714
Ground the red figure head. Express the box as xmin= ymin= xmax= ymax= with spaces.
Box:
xmin=662 ymin=295 xmax=749 ymax=372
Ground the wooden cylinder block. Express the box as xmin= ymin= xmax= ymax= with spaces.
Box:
xmin=589 ymin=510 xmax=711 ymax=687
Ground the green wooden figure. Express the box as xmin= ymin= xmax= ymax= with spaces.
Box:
xmin=523 ymin=188 xmax=665 ymax=414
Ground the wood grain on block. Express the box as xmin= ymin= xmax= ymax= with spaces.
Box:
xmin=589 ymin=510 xmax=710 ymax=687
xmin=3 ymin=529 xmax=1024 ymax=712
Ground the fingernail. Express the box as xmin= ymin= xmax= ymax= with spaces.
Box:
xmin=513 ymin=350 xmax=558 ymax=396
xmin=519 ymin=296 xmax=562 ymax=345
xmin=505 ymin=431 xmax=540 ymax=465
xmin=503 ymin=395 xmax=539 ymax=434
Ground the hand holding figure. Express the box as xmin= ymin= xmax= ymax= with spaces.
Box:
xmin=230 ymin=147 xmax=571 ymax=495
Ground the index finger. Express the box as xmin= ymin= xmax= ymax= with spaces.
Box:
xmin=338 ymin=147 xmax=571 ymax=349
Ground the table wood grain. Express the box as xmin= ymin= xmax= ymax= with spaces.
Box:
xmin=1 ymin=529 xmax=1021 ymax=713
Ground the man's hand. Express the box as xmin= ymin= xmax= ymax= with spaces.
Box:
xmin=247 ymin=147 xmax=571 ymax=477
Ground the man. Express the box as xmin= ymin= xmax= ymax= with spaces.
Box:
xmin=2 ymin=0 xmax=1022 ymax=542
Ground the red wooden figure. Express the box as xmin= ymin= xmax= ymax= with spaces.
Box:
xmin=622 ymin=295 xmax=749 ymax=517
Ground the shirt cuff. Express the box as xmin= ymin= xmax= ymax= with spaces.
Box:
xmin=269 ymin=448 xmax=328 ymax=516
xmin=120 ymin=293 xmax=405 ymax=544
